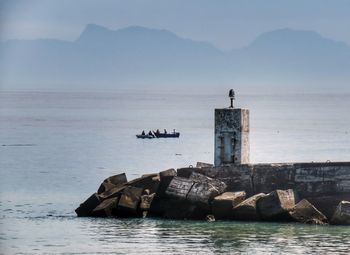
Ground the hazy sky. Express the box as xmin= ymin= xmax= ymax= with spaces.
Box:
xmin=1 ymin=0 xmax=350 ymax=49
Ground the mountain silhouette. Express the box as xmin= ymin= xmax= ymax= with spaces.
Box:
xmin=1 ymin=25 xmax=349 ymax=92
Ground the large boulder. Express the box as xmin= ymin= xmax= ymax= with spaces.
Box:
xmin=165 ymin=176 xmax=194 ymax=200
xmin=165 ymin=173 xmax=226 ymax=207
xmin=331 ymin=201 xmax=350 ymax=225
xmin=97 ymin=173 xmax=128 ymax=194
xmin=257 ymin=189 xmax=295 ymax=221
xmin=117 ymin=186 xmax=143 ymax=217
xmin=186 ymin=172 xmax=227 ymax=205
xmin=91 ymin=197 xmax=119 ymax=217
xmin=289 ymin=199 xmax=328 ymax=225
xmin=75 ymin=193 xmax=101 ymax=217
xmin=212 ymin=191 xmax=246 ymax=220
xmin=232 ymin=193 xmax=267 ymax=221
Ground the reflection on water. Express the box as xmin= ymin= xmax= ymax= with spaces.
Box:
xmin=2 ymin=217 xmax=350 ymax=254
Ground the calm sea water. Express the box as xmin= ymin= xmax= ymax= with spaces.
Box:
xmin=1 ymin=91 xmax=350 ymax=254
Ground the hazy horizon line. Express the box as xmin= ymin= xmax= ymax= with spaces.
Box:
xmin=2 ymin=24 xmax=349 ymax=51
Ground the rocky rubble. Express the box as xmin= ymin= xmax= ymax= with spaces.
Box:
xmin=76 ymin=165 xmax=350 ymax=225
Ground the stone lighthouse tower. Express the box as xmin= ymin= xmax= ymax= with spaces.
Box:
xmin=214 ymin=90 xmax=250 ymax=166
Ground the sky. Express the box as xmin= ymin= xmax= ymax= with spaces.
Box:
xmin=1 ymin=0 xmax=350 ymax=49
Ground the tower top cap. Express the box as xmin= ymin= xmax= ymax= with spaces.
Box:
xmin=229 ymin=89 xmax=235 ymax=99
xmin=229 ymin=89 xmax=235 ymax=108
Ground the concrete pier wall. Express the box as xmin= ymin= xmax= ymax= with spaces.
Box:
xmin=188 ymin=161 xmax=350 ymax=217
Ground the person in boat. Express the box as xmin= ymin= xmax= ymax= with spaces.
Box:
xmin=156 ymin=129 xmax=160 ymax=135
xmin=141 ymin=130 xmax=145 ymax=135
xmin=164 ymin=129 xmax=167 ymax=134
xmin=148 ymin=130 xmax=153 ymax=136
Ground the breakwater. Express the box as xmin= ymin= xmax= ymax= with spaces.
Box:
xmin=75 ymin=162 xmax=350 ymax=225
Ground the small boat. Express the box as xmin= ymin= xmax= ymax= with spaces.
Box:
xmin=136 ymin=129 xmax=180 ymax=139
xmin=136 ymin=134 xmax=154 ymax=139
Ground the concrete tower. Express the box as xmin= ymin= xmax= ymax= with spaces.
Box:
xmin=214 ymin=90 xmax=250 ymax=166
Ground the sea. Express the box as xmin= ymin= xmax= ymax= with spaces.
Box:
xmin=1 ymin=91 xmax=350 ymax=254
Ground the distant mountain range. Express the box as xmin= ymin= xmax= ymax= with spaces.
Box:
xmin=1 ymin=24 xmax=350 ymax=92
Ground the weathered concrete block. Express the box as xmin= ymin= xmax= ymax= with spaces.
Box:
xmin=92 ymin=197 xmax=119 ymax=217
xmin=165 ymin=177 xmax=194 ymax=200
xmin=75 ymin=193 xmax=101 ymax=217
xmin=118 ymin=186 xmax=143 ymax=216
xmin=97 ymin=173 xmax=127 ymax=194
xmin=187 ymin=172 xmax=227 ymax=204
xmin=289 ymin=199 xmax=328 ymax=225
xmin=187 ymin=182 xmax=217 ymax=205
xmin=189 ymin=172 xmax=226 ymax=193
xmin=212 ymin=191 xmax=246 ymax=219
xmin=257 ymin=189 xmax=295 ymax=221
xmin=140 ymin=193 xmax=156 ymax=211
xmin=232 ymin=193 xmax=267 ymax=221
xmin=331 ymin=201 xmax=350 ymax=225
